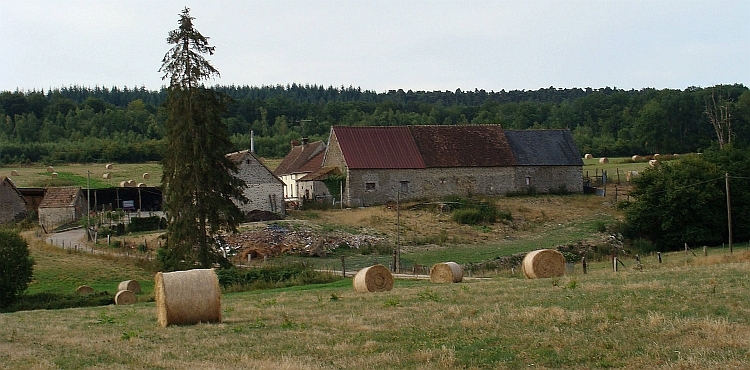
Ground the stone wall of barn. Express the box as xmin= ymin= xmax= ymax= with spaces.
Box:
xmin=39 ymin=207 xmax=78 ymax=231
xmin=345 ymin=166 xmax=582 ymax=207
xmin=514 ymin=166 xmax=583 ymax=194
xmin=234 ymin=156 xmax=285 ymax=216
xmin=0 ymin=182 xmax=28 ymax=223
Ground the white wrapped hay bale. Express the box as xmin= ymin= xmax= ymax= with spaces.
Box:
xmin=155 ymin=269 xmax=221 ymax=327
xmin=115 ymin=290 xmax=137 ymax=305
xmin=522 ymin=249 xmax=566 ymax=279
xmin=430 ymin=262 xmax=463 ymax=283
xmin=118 ymin=280 xmax=141 ymax=294
xmin=353 ymin=264 xmax=394 ymax=293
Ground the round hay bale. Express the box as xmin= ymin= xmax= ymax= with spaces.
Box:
xmin=119 ymin=181 xmax=127 ymax=187
xmin=51 ymin=172 xmax=58 ymax=178
xmin=102 ymin=173 xmax=111 ymax=179
xmin=649 ymin=159 xmax=660 ymax=167
xmin=115 ymin=290 xmax=137 ymax=305
xmin=137 ymin=182 xmax=146 ymax=187
xmin=430 ymin=262 xmax=463 ymax=283
xmin=522 ymin=249 xmax=566 ymax=279
xmin=598 ymin=157 xmax=609 ymax=164
xmin=10 ymin=170 xmax=19 ymax=176
xmin=631 ymin=155 xmax=641 ymax=161
xmin=76 ymin=285 xmax=94 ymax=295
xmin=353 ymin=264 xmax=394 ymax=293
xmin=118 ymin=280 xmax=141 ymax=294
xmin=142 ymin=172 xmax=150 ymax=179
xmin=105 ymin=163 xmax=113 ymax=170
xmin=46 ymin=166 xmax=54 ymax=173
xmin=653 ymin=153 xmax=661 ymax=159
xmin=127 ymin=180 xmax=136 ymax=187
xmin=155 ymin=269 xmax=221 ymax=327
xmin=584 ymin=153 xmax=593 ymax=159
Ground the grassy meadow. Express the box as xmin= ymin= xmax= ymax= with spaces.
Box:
xmin=2 ymin=231 xmax=750 ymax=369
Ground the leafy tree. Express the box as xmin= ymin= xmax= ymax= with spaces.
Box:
xmin=158 ymin=7 xmax=247 ymax=270
xmin=624 ymin=154 xmax=727 ymax=250
xmin=0 ymin=230 xmax=34 ymax=307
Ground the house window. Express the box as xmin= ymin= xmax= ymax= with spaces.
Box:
xmin=525 ymin=176 xmax=531 ymax=186
xmin=400 ymin=181 xmax=409 ymax=192
xmin=365 ymin=182 xmax=376 ymax=191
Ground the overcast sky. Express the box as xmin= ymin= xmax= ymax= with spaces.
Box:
xmin=1 ymin=1 xmax=748 ymax=93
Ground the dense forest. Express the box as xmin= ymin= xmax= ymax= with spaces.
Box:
xmin=0 ymin=83 xmax=748 ymax=164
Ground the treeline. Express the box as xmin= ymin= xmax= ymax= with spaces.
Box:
xmin=0 ymin=83 xmax=748 ymax=164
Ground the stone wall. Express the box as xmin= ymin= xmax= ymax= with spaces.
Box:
xmin=0 ymin=182 xmax=27 ymax=223
xmin=234 ymin=155 xmax=285 ymax=215
xmin=345 ymin=166 xmax=582 ymax=207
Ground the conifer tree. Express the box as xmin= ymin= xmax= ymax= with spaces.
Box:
xmin=158 ymin=7 xmax=247 ymax=270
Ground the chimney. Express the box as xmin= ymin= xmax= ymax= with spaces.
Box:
xmin=250 ymin=130 xmax=255 ymax=153
xmin=290 ymin=139 xmax=299 ymax=147
xmin=301 ymin=137 xmax=309 ymax=145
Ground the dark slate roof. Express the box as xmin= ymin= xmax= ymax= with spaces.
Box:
xmin=273 ymin=141 xmax=327 ymax=175
xmin=333 ymin=126 xmax=425 ymax=169
xmin=503 ymin=129 xmax=584 ymax=166
xmin=39 ymin=187 xmax=82 ymax=208
xmin=408 ymin=125 xmax=516 ymax=167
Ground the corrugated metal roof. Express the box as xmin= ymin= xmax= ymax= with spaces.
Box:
xmin=333 ymin=126 xmax=425 ymax=169
xmin=408 ymin=125 xmax=516 ymax=167
xmin=273 ymin=141 xmax=326 ymax=175
xmin=39 ymin=187 xmax=81 ymax=208
xmin=504 ymin=129 xmax=584 ymax=166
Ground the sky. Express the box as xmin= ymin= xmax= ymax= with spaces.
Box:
xmin=1 ymin=0 xmax=748 ymax=93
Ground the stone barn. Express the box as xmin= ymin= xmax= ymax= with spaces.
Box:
xmin=226 ymin=150 xmax=285 ymax=217
xmin=38 ymin=187 xmax=87 ymax=232
xmin=0 ymin=176 xmax=29 ymax=224
xmin=322 ymin=125 xmax=583 ymax=207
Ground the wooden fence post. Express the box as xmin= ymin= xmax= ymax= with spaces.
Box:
xmin=582 ymin=257 xmax=587 ymax=275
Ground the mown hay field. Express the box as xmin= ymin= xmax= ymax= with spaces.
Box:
xmin=2 ymin=234 xmax=750 ymax=369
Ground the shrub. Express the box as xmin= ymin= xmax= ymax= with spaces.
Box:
xmin=0 ymin=230 xmax=35 ymax=307
xmin=127 ymin=216 xmax=166 ymax=233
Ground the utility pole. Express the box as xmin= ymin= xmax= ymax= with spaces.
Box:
xmin=396 ymin=188 xmax=401 ymax=273
xmin=86 ymin=170 xmax=91 ymax=241
xmin=726 ymin=172 xmax=733 ymax=254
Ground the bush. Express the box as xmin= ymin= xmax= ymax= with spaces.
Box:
xmin=216 ymin=263 xmax=339 ymax=291
xmin=127 ymin=216 xmax=166 ymax=233
xmin=0 ymin=230 xmax=35 ymax=307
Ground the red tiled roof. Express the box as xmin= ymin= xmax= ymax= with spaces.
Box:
xmin=273 ymin=141 xmax=326 ymax=175
xmin=408 ymin=125 xmax=516 ymax=167
xmin=333 ymin=126 xmax=426 ymax=169
xmin=39 ymin=187 xmax=82 ymax=208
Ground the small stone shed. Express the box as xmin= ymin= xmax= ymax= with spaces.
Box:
xmin=38 ymin=187 xmax=87 ymax=232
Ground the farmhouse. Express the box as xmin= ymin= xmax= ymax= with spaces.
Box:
xmin=0 ymin=176 xmax=29 ymax=224
xmin=273 ymin=139 xmax=328 ymax=202
xmin=226 ymin=149 xmax=285 ymax=217
xmin=38 ymin=187 xmax=87 ymax=232
xmin=322 ymin=125 xmax=583 ymax=207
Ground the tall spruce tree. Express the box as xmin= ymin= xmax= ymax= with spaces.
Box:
xmin=158 ymin=7 xmax=247 ymax=270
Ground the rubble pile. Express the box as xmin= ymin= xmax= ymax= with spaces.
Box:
xmin=225 ymin=224 xmax=385 ymax=260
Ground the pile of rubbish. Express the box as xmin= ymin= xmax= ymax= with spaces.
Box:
xmin=224 ymin=224 xmax=385 ymax=261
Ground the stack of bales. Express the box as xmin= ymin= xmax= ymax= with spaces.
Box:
xmin=115 ymin=280 xmax=141 ymax=305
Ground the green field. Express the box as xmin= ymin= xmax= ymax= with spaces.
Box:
xmin=2 ymin=231 xmax=750 ymax=369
